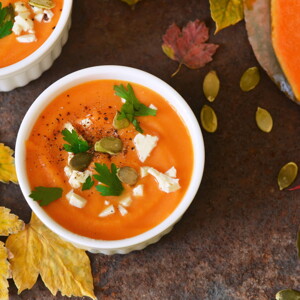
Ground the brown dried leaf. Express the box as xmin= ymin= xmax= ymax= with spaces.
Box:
xmin=162 ymin=20 xmax=219 ymax=76
xmin=6 ymin=213 xmax=96 ymax=299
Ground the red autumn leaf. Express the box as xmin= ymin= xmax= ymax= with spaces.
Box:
xmin=162 ymin=19 xmax=219 ymax=76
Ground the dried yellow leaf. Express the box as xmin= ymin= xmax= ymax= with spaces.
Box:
xmin=0 ymin=207 xmax=24 ymax=236
xmin=0 ymin=242 xmax=10 ymax=300
xmin=209 ymin=0 xmax=244 ymax=33
xmin=0 ymin=143 xmax=18 ymax=184
xmin=120 ymin=0 xmax=141 ymax=5
xmin=6 ymin=214 xmax=96 ymax=299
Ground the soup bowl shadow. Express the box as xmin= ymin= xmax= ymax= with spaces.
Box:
xmin=16 ymin=65 xmax=205 ymax=254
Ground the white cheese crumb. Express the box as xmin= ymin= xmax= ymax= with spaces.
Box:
xmin=133 ymin=184 xmax=144 ymax=197
xmin=118 ymin=205 xmax=128 ymax=216
xmin=43 ymin=9 xmax=54 ymax=23
xmin=133 ymin=133 xmax=159 ymax=163
xmin=64 ymin=166 xmax=73 ymax=177
xmin=147 ymin=168 xmax=180 ymax=193
xmin=149 ymin=104 xmax=158 ymax=110
xmin=140 ymin=166 xmax=150 ymax=178
xmin=34 ymin=13 xmax=44 ymax=22
xmin=31 ymin=6 xmax=43 ymax=14
xmin=104 ymin=200 xmax=110 ymax=206
xmin=66 ymin=190 xmax=87 ymax=208
xmin=14 ymin=1 xmax=28 ymax=12
xmin=121 ymin=98 xmax=126 ymax=103
xmin=67 ymin=152 xmax=74 ymax=164
xmin=165 ymin=166 xmax=177 ymax=178
xmin=16 ymin=33 xmax=37 ymax=43
xmin=80 ymin=118 xmax=93 ymax=127
xmin=64 ymin=122 xmax=75 ymax=132
xmin=68 ymin=170 xmax=92 ymax=189
xmin=119 ymin=195 xmax=132 ymax=207
xmin=99 ymin=205 xmax=115 ymax=217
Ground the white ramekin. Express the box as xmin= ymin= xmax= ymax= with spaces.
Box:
xmin=16 ymin=66 xmax=205 ymax=254
xmin=0 ymin=0 xmax=73 ymax=92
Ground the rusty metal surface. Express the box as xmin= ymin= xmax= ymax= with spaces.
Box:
xmin=1 ymin=0 xmax=299 ymax=299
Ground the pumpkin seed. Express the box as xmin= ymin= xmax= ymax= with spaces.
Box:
xmin=276 ymin=289 xmax=300 ymax=300
xmin=256 ymin=107 xmax=273 ymax=133
xmin=29 ymin=0 xmax=55 ymax=9
xmin=203 ymin=70 xmax=220 ymax=102
xmin=200 ymin=104 xmax=217 ymax=133
xmin=94 ymin=137 xmax=123 ymax=155
xmin=113 ymin=112 xmax=130 ymax=130
xmin=240 ymin=67 xmax=260 ymax=92
xmin=277 ymin=162 xmax=298 ymax=190
xmin=117 ymin=167 xmax=139 ymax=185
xmin=69 ymin=152 xmax=93 ymax=172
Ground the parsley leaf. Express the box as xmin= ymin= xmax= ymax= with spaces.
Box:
xmin=93 ymin=163 xmax=124 ymax=196
xmin=62 ymin=129 xmax=90 ymax=154
xmin=29 ymin=187 xmax=63 ymax=206
xmin=82 ymin=176 xmax=94 ymax=191
xmin=113 ymin=83 xmax=157 ymax=133
xmin=0 ymin=3 xmax=14 ymax=39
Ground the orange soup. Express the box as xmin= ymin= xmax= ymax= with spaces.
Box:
xmin=26 ymin=80 xmax=194 ymax=240
xmin=0 ymin=0 xmax=63 ymax=68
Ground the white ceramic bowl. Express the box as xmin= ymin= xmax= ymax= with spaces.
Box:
xmin=16 ymin=66 xmax=205 ymax=254
xmin=0 ymin=0 xmax=73 ymax=92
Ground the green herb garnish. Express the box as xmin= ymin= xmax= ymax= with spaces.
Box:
xmin=93 ymin=163 xmax=124 ymax=196
xmin=0 ymin=3 xmax=14 ymax=39
xmin=82 ymin=176 xmax=94 ymax=191
xmin=62 ymin=129 xmax=90 ymax=154
xmin=113 ymin=83 xmax=157 ymax=133
xmin=29 ymin=187 xmax=63 ymax=206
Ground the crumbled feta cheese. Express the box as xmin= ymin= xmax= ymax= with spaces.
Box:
xmin=14 ymin=1 xmax=28 ymax=12
xmin=118 ymin=205 xmax=128 ymax=216
xmin=140 ymin=167 xmax=150 ymax=178
xmin=16 ymin=34 xmax=37 ymax=43
xmin=64 ymin=122 xmax=75 ymax=132
xmin=43 ymin=9 xmax=54 ymax=23
xmin=133 ymin=184 xmax=144 ymax=197
xmin=80 ymin=118 xmax=93 ymax=127
xmin=34 ymin=13 xmax=44 ymax=22
xmin=68 ymin=170 xmax=92 ymax=189
xmin=66 ymin=190 xmax=87 ymax=208
xmin=67 ymin=152 xmax=74 ymax=164
xmin=99 ymin=205 xmax=115 ymax=217
xmin=104 ymin=200 xmax=110 ymax=206
xmin=149 ymin=104 xmax=158 ymax=110
xmin=64 ymin=166 xmax=73 ymax=177
xmin=165 ymin=166 xmax=177 ymax=178
xmin=121 ymin=98 xmax=126 ymax=103
xmin=12 ymin=23 xmax=22 ymax=35
xmin=31 ymin=6 xmax=43 ymax=14
xmin=119 ymin=195 xmax=132 ymax=207
xmin=147 ymin=168 xmax=180 ymax=193
xmin=133 ymin=133 xmax=159 ymax=163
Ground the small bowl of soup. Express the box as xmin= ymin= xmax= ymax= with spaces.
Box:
xmin=0 ymin=0 xmax=72 ymax=92
xmin=16 ymin=65 xmax=205 ymax=254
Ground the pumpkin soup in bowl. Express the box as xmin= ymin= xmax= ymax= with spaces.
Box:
xmin=16 ymin=66 xmax=204 ymax=254
xmin=0 ymin=0 xmax=72 ymax=91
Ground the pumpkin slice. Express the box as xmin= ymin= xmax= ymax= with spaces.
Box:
xmin=272 ymin=0 xmax=300 ymax=101
xmin=244 ymin=0 xmax=296 ymax=102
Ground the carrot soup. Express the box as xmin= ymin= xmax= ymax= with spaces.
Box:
xmin=0 ymin=0 xmax=63 ymax=68
xmin=26 ymin=80 xmax=194 ymax=240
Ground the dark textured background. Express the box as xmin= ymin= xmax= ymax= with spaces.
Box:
xmin=1 ymin=0 xmax=299 ymax=299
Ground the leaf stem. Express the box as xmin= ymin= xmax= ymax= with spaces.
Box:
xmin=171 ymin=63 xmax=182 ymax=77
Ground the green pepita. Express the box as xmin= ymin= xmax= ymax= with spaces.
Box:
xmin=29 ymin=0 xmax=55 ymax=9
xmin=117 ymin=167 xmax=139 ymax=185
xmin=200 ymin=104 xmax=217 ymax=133
xmin=277 ymin=162 xmax=298 ymax=190
xmin=113 ymin=112 xmax=130 ymax=130
xmin=94 ymin=137 xmax=123 ymax=155
xmin=203 ymin=70 xmax=220 ymax=102
xmin=240 ymin=67 xmax=260 ymax=92
xmin=256 ymin=107 xmax=273 ymax=133
xmin=276 ymin=289 xmax=300 ymax=300
xmin=69 ymin=152 xmax=93 ymax=172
